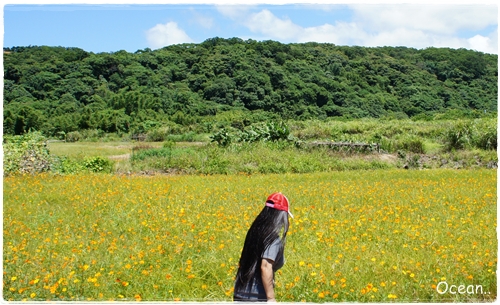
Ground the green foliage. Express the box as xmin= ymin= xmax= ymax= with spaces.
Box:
xmin=83 ymin=156 xmax=113 ymax=173
xmin=51 ymin=156 xmax=85 ymax=174
xmin=3 ymin=42 xmax=497 ymax=137
xmin=146 ymin=127 xmax=172 ymax=142
xmin=444 ymin=119 xmax=497 ymax=151
xmin=129 ymin=141 xmax=394 ymax=175
xmin=267 ymin=121 xmax=291 ymax=141
xmin=211 ymin=121 xmax=292 ymax=146
xmin=210 ymin=128 xmax=232 ymax=147
xmin=396 ymin=135 xmax=426 ymax=154
xmin=131 ymin=147 xmax=172 ymax=162
xmin=3 ymin=131 xmax=52 ymax=175
xmin=65 ymin=131 xmax=82 ymax=142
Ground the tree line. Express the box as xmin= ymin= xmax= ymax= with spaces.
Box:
xmin=3 ymin=37 xmax=498 ymax=136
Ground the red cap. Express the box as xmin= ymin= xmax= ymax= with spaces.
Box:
xmin=265 ymin=192 xmax=293 ymax=218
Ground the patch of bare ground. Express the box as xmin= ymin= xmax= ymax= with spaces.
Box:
xmin=108 ymin=153 xmax=131 ymax=160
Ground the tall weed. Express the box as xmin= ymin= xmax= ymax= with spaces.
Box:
xmin=444 ymin=119 xmax=497 ymax=151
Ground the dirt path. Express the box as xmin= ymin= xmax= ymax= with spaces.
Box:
xmin=108 ymin=153 xmax=131 ymax=160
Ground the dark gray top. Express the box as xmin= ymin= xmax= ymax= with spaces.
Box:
xmin=262 ymin=238 xmax=284 ymax=271
xmin=233 ymin=238 xmax=285 ymax=301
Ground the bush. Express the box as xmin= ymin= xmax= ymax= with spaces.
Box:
xmin=146 ymin=127 xmax=172 ymax=142
xmin=83 ymin=156 xmax=113 ymax=173
xmin=211 ymin=121 xmax=292 ymax=147
xmin=131 ymin=147 xmax=172 ymax=162
xmin=165 ymin=132 xmax=203 ymax=142
xmin=80 ymin=129 xmax=103 ymax=141
xmin=398 ymin=136 xmax=426 ymax=154
xmin=65 ymin=131 xmax=82 ymax=142
xmin=3 ymin=131 xmax=52 ymax=175
xmin=210 ymin=128 xmax=233 ymax=147
xmin=52 ymin=156 xmax=85 ymax=174
xmin=444 ymin=119 xmax=497 ymax=151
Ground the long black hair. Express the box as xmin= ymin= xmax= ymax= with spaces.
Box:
xmin=235 ymin=205 xmax=290 ymax=290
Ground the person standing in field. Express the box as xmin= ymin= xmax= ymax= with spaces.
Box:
xmin=233 ymin=192 xmax=293 ymax=302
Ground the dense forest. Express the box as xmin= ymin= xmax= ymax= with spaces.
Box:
xmin=3 ymin=37 xmax=498 ymax=137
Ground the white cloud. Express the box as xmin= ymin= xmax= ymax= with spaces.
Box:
xmin=190 ymin=9 xmax=214 ymax=29
xmin=225 ymin=4 xmax=497 ymax=54
xmin=350 ymin=4 xmax=498 ymax=53
xmin=245 ymin=9 xmax=302 ymax=40
xmin=216 ymin=4 xmax=253 ymax=20
xmin=350 ymin=4 xmax=498 ymax=35
xmin=145 ymin=21 xmax=194 ymax=49
xmin=467 ymin=29 xmax=498 ymax=54
xmin=298 ymin=22 xmax=365 ymax=45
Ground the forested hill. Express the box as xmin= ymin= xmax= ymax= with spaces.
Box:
xmin=3 ymin=37 xmax=498 ymax=136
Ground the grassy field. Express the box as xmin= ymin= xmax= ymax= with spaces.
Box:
xmin=42 ymin=117 xmax=497 ymax=175
xmin=3 ymin=169 xmax=496 ymax=302
xmin=48 ymin=141 xmax=162 ymax=159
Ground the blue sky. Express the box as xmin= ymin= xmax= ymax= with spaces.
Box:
xmin=2 ymin=2 xmax=498 ymax=54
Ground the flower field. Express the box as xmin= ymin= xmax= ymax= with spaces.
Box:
xmin=3 ymin=169 xmax=497 ymax=302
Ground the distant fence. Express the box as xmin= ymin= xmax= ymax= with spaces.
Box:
xmin=309 ymin=141 xmax=380 ymax=153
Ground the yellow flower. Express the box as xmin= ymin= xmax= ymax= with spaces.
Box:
xmin=388 ymin=294 xmax=398 ymax=299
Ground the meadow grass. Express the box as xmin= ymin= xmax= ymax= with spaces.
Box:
xmin=3 ymin=169 xmax=496 ymax=302
xmin=48 ymin=142 xmax=137 ymax=159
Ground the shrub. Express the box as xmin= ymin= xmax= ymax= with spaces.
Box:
xmin=65 ymin=131 xmax=82 ymax=142
xmin=52 ymin=156 xmax=85 ymax=174
xmin=3 ymin=131 xmax=52 ymax=175
xmin=444 ymin=119 xmax=497 ymax=151
xmin=146 ymin=127 xmax=172 ymax=142
xmin=83 ymin=156 xmax=113 ymax=173
xmin=210 ymin=128 xmax=233 ymax=147
xmin=131 ymin=147 xmax=172 ymax=162
xmin=211 ymin=121 xmax=292 ymax=147
xmin=165 ymin=132 xmax=202 ymax=142
xmin=398 ymin=136 xmax=426 ymax=154
xmin=80 ymin=129 xmax=103 ymax=141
